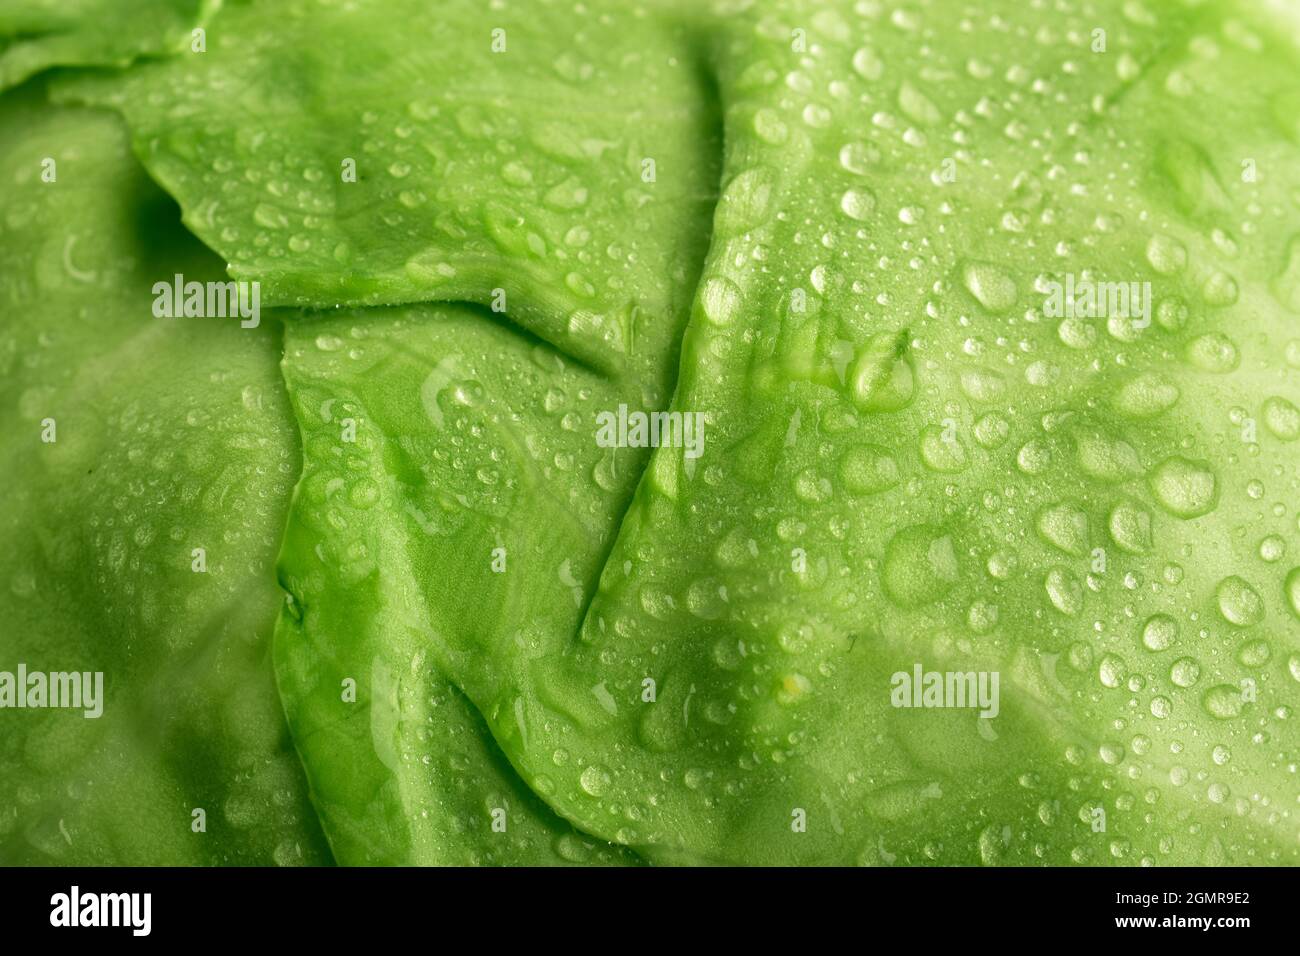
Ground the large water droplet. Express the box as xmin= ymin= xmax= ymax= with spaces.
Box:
xmin=1262 ymin=396 xmax=1300 ymax=441
xmin=962 ymin=261 xmax=1018 ymax=312
xmin=920 ymin=425 xmax=968 ymax=473
xmin=1036 ymin=502 xmax=1089 ymax=556
xmin=1145 ymin=233 xmax=1187 ymax=275
xmin=1170 ymin=657 xmax=1201 ymax=688
xmin=1216 ymin=576 xmax=1263 ymax=627
xmin=1142 ymin=614 xmax=1178 ymax=651
xmin=882 ymin=524 xmax=959 ymax=608
xmin=840 ymin=444 xmax=900 ymax=495
xmin=1112 ymin=373 xmax=1179 ymax=419
xmin=1109 ymin=499 xmax=1153 ymax=554
xmin=1284 ymin=567 xmax=1300 ymax=619
xmin=1270 ymin=234 xmax=1300 ymax=312
xmin=699 ymin=277 xmax=742 ymax=327
xmin=840 ymin=188 xmax=876 ymax=221
xmin=1149 ymin=457 xmax=1218 ymax=518
xmin=1045 ymin=567 xmax=1082 ymax=616
xmin=1184 ymin=332 xmax=1240 ymax=372
xmin=1202 ymin=685 xmax=1244 ymax=720
xmin=851 ymin=47 xmax=884 ymax=81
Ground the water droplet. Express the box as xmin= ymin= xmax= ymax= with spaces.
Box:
xmin=920 ymin=425 xmax=968 ymax=472
xmin=1216 ymin=576 xmax=1263 ymax=627
xmin=1112 ymin=373 xmax=1179 ymax=419
xmin=1284 ymin=567 xmax=1300 ymax=619
xmin=1045 ymin=567 xmax=1082 ymax=616
xmin=1037 ymin=502 xmax=1089 ymax=556
xmin=1170 ymin=657 xmax=1201 ymax=688
xmin=544 ymin=176 xmax=589 ymax=210
xmin=959 ymin=368 xmax=1006 ymax=403
xmin=973 ymin=413 xmax=1009 ymax=448
xmin=1057 ymin=316 xmax=1097 ymax=350
xmin=967 ymin=600 xmax=999 ymax=634
xmin=1145 ymin=233 xmax=1187 ymax=275
xmin=882 ymin=524 xmax=959 ymax=608
xmin=752 ymin=109 xmax=788 ymax=145
xmin=1109 ymin=499 xmax=1153 ymax=554
xmin=564 ymin=272 xmax=595 ymax=298
xmin=849 ymin=332 xmax=914 ymax=411
xmin=840 ymin=188 xmax=876 ymax=221
xmin=715 ymin=168 xmax=774 ymax=236
xmin=579 ymin=765 xmax=611 ymax=797
xmin=775 ymin=672 xmax=812 ymax=705
xmin=1201 ymin=271 xmax=1239 ymax=307
xmin=1262 ymin=396 xmax=1300 ymax=441
xmin=1202 ymin=685 xmax=1244 ymax=720
xmin=1099 ymin=742 xmax=1125 ymax=765
xmin=1270 ymin=234 xmax=1300 ymax=312
xmin=1156 ymin=296 xmax=1189 ymax=332
xmin=1075 ymin=429 xmax=1142 ymax=482
xmin=897 ymin=81 xmax=941 ymax=125
xmin=1184 ymin=332 xmax=1240 ymax=373
xmin=802 ymin=104 xmax=832 ymax=128
xmin=1259 ymin=535 xmax=1286 ymax=563
xmin=253 ymin=203 xmax=289 ymax=229
xmin=1149 ymin=457 xmax=1218 ymax=518
xmin=404 ymin=251 xmax=457 ymax=284
xmin=840 ymin=444 xmax=900 ymax=495
xmin=851 ymin=47 xmax=884 ymax=81
xmin=839 ymin=142 xmax=879 ymax=175
xmin=1099 ymin=654 xmax=1127 ymax=688
xmin=1016 ymin=440 xmax=1051 ymax=475
xmin=500 ymin=161 xmax=533 ymax=186
xmin=1237 ymin=639 xmax=1271 ymax=668
xmin=1142 ymin=614 xmax=1178 ymax=652
xmin=699 ymin=277 xmax=742 ymax=327
xmin=961 ymin=261 xmax=1017 ymax=312
xmin=987 ymin=551 xmax=1018 ymax=580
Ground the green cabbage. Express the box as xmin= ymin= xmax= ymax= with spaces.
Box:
xmin=3 ymin=0 xmax=1299 ymax=866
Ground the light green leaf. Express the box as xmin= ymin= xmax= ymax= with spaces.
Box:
xmin=38 ymin=0 xmax=1300 ymax=865
xmin=0 ymin=0 xmax=211 ymax=92
xmin=0 ymin=81 xmax=630 ymax=866
xmin=0 ymin=83 xmax=325 ymax=864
